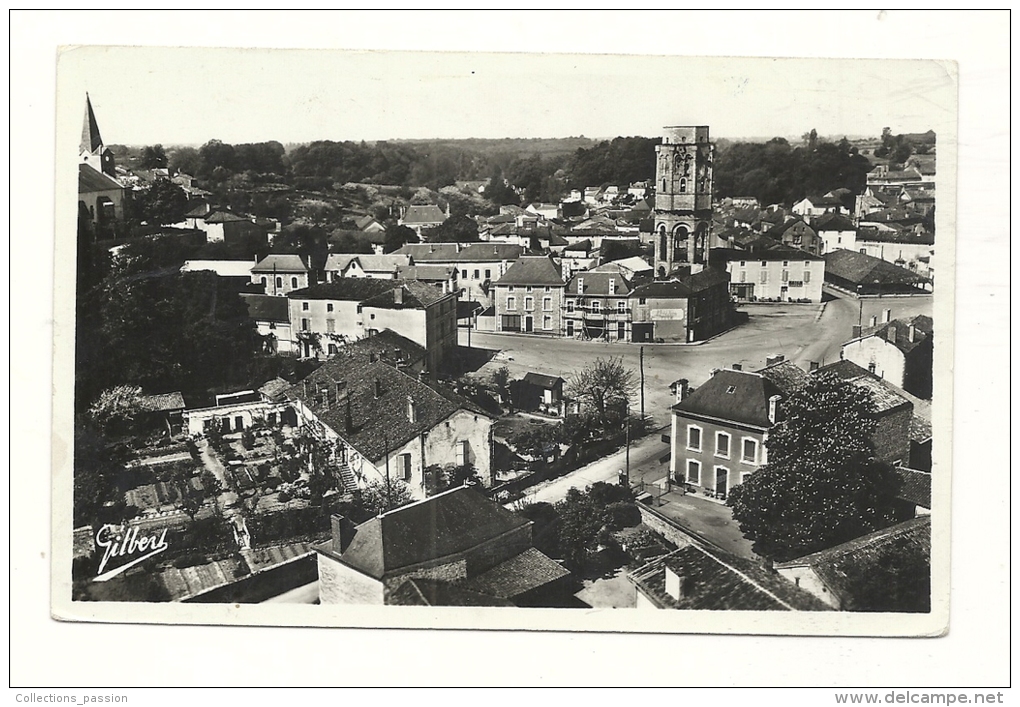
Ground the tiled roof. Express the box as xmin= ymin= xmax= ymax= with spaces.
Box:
xmin=856 ymin=227 xmax=934 ymax=245
xmin=258 ymin=377 xmax=291 ymax=402
xmin=756 ymin=360 xmax=811 ymax=397
xmin=630 ymin=544 xmax=831 ymax=611
xmin=776 ymin=516 xmax=931 ymax=607
xmin=909 ymin=414 xmax=932 ymax=443
xmin=814 ymin=360 xmax=912 ymax=414
xmin=673 ymin=368 xmax=784 ymax=429
xmin=401 ymin=204 xmax=448 ymax=225
xmin=593 ymin=256 xmax=653 ymax=276
xmin=137 ymin=391 xmax=185 ymax=412
xmin=78 ymin=163 xmax=123 ymax=193
xmin=251 ymin=254 xmax=310 ymax=274
xmin=456 ymin=243 xmax=525 ymax=262
xmin=495 ymin=256 xmax=564 ymax=287
xmin=240 ymin=293 xmax=290 ymax=322
xmin=325 ymin=486 xmax=530 ymax=579
xmin=181 ymin=260 xmax=255 ymax=278
xmin=894 ymin=468 xmax=931 ymax=508
xmin=395 ymin=265 xmax=457 ymax=281
xmin=355 ymin=215 xmax=381 ymax=230
xmin=565 ymin=271 xmax=633 ymax=297
xmin=205 ymin=210 xmax=250 ymax=224
xmin=326 ymin=253 xmax=412 ymax=274
xmin=630 ymin=268 xmax=730 ymax=299
xmin=460 ymin=547 xmax=570 ymax=599
xmin=391 ymin=243 xmax=462 ymax=261
xmin=287 ymin=359 xmax=487 ymax=462
xmin=183 ymin=201 xmax=213 ymax=218
xmin=711 ymin=246 xmax=823 ymax=263
xmin=861 ymin=315 xmax=933 ymax=354
xmin=823 ymin=250 xmax=929 ymax=286
xmin=287 ymin=278 xmax=397 ymax=302
xmin=563 ymin=238 xmax=593 ymax=253
xmin=388 ymin=577 xmax=515 ymax=607
xmin=360 ymin=279 xmax=452 ymax=309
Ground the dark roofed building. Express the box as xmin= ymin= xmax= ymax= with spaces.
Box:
xmin=776 ymin=516 xmax=931 ymax=611
xmin=78 ymin=163 xmax=126 ymax=233
xmin=493 ymin=256 xmax=566 ymax=335
xmin=512 ymin=372 xmax=566 ymax=417
xmin=841 ymin=315 xmax=933 ymax=399
xmin=823 ymin=249 xmax=931 ymax=295
xmin=398 ymin=204 xmax=448 ymax=235
xmin=315 ymin=486 xmax=571 ymax=606
xmin=251 ymin=254 xmax=314 ymax=296
xmin=630 ymin=543 xmax=831 ymax=611
xmin=629 ymin=268 xmax=733 ymax=343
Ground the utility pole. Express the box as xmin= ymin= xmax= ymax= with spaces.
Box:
xmin=624 ymin=402 xmax=631 ymax=488
xmin=383 ymin=432 xmax=392 ymax=511
xmin=639 ymin=345 xmax=645 ymax=422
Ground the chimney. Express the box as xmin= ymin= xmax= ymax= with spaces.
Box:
xmin=908 ymin=324 xmax=915 ymax=343
xmin=673 ymin=379 xmax=688 ymax=403
xmin=765 ymin=354 xmax=785 ymax=367
xmin=335 ymin=380 xmax=345 ymax=398
xmin=665 ymin=566 xmax=691 ymax=601
xmin=394 ymin=287 xmax=403 ymax=305
xmin=887 ymin=325 xmax=897 ymax=343
xmin=883 ymin=308 xmax=892 ymax=323
xmin=407 ymin=396 xmax=417 ymax=423
xmin=732 ymin=363 xmax=742 ymax=371
xmin=809 ymin=361 xmax=820 ymax=372
xmin=302 ymin=380 xmax=310 ymax=398
xmin=852 ymin=325 xmax=862 ymax=339
xmin=768 ymin=394 xmax=781 ymax=424
xmin=373 ymin=379 xmax=382 ymax=399
xmin=330 ymin=515 xmax=357 ymax=553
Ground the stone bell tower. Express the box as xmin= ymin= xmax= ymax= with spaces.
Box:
xmin=652 ymin=126 xmax=714 ymax=278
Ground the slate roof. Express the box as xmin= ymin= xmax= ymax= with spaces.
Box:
xmin=258 ymin=377 xmax=292 ymax=402
xmin=756 ymin=360 xmax=811 ymax=396
xmin=565 ymin=271 xmax=633 ymax=297
xmin=711 ymin=246 xmax=823 ymax=263
xmin=909 ymin=414 xmax=933 ymax=443
xmin=593 ymin=256 xmax=654 ymax=276
xmin=360 ymin=279 xmax=452 ymax=309
xmin=78 ymin=163 xmax=123 ymax=193
xmin=81 ymin=95 xmax=104 ymax=153
xmin=460 ymin=547 xmax=570 ymax=599
xmin=522 ymin=372 xmax=564 ymax=389
xmin=495 ymin=256 xmax=564 ymax=287
xmin=563 ymin=238 xmax=594 ymax=254
xmin=395 ymin=265 xmax=457 ymax=281
xmin=286 ymin=359 xmax=487 ymax=463
xmin=456 ymin=243 xmax=526 ymax=262
xmin=856 ymin=227 xmax=934 ymax=245
xmin=251 ymin=254 xmax=310 ymax=274
xmin=775 ymin=516 xmax=931 ymax=608
xmin=673 ymin=369 xmax=784 ymax=429
xmin=240 ymin=293 xmax=291 ymax=323
xmin=401 ymin=204 xmax=448 ymax=225
xmin=183 ymin=201 xmax=213 ymax=218
xmin=205 ymin=210 xmax=250 ymax=224
xmin=392 ymin=243 xmax=462 ymax=261
xmin=813 ymin=213 xmax=858 ymax=232
xmin=894 ymin=468 xmax=932 ymax=509
xmin=137 ymin=391 xmax=186 ymax=412
xmin=823 ymin=249 xmax=929 ymax=286
xmin=860 ymin=315 xmax=933 ymax=354
xmin=814 ymin=360 xmax=913 ymax=414
xmin=323 ymin=486 xmax=530 ymax=580
xmin=630 ymin=544 xmax=831 ymax=611
xmin=630 ymin=268 xmax=730 ymax=299
xmin=326 ymin=253 xmax=412 ymax=274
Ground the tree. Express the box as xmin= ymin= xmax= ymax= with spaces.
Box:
xmin=422 ymin=214 xmax=480 ymax=243
xmin=140 ymin=144 xmax=168 ymax=169
xmin=359 ymin=477 xmax=415 ymax=515
xmin=88 ymin=385 xmax=145 ymax=435
xmin=555 ymin=481 xmax=635 ymax=567
xmin=727 ymin=373 xmax=902 ymax=563
xmin=565 ymin=357 xmax=636 ymax=439
xmin=837 ymin=535 xmax=931 ymax=612
xmin=381 ymin=223 xmax=418 ymax=254
xmin=133 ymin=178 xmax=189 ymax=226
xmin=491 ymin=366 xmax=513 ymax=411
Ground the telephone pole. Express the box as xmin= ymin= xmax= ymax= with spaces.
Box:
xmin=639 ymin=345 xmax=645 ymax=422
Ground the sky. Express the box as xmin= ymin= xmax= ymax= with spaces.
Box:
xmin=54 ymin=15 xmax=961 ymax=147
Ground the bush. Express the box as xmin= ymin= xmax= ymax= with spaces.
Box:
xmin=278 ymin=489 xmax=293 ymax=503
xmin=605 ymin=501 xmax=641 ymax=530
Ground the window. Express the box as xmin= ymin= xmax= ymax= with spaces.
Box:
xmin=760 ymin=261 xmax=767 ymax=267
xmin=525 ymin=297 xmax=534 ymax=311
xmin=741 ymin=437 xmax=758 ymax=464
xmin=508 ymin=286 xmax=515 ymax=292
xmin=782 ymin=261 xmax=789 ymax=267
xmin=686 ymin=459 xmax=701 ymax=485
xmin=369 ymin=313 xmax=375 ymax=320
xmin=506 ymin=296 xmax=516 ymax=310
xmin=502 ymin=315 xmax=521 ymax=332
xmin=591 ymin=301 xmax=601 ymax=313
xmin=543 ymin=315 xmax=552 ymax=330
xmin=740 ymin=271 xmax=747 ymax=283
xmin=566 ymin=320 xmax=574 ymax=336
xmin=803 ymin=270 xmax=811 ymax=283
xmin=461 ymin=269 xmax=468 ymax=279
xmin=566 ymin=300 xmax=574 ymax=313
xmin=456 ymin=441 xmax=467 ymax=467
xmin=275 ymin=277 xmax=283 ymax=289
xmin=301 ymin=318 xmax=310 ymax=331
xmin=639 ymin=297 xmax=647 ymax=305
xmin=398 ymin=453 xmax=412 ymax=481
xmin=302 ymin=302 xmax=309 ymax=311
xmin=804 ymin=261 xmax=811 ymax=268
xmin=617 ymin=301 xmax=626 ymax=312
xmin=782 ymin=270 xmax=789 ymax=282
xmin=473 ymin=269 xmax=480 ymax=279
xmin=687 ymin=425 xmax=702 ymax=452
xmin=715 ymin=431 xmax=730 ymax=459
xmin=740 ymin=471 xmax=754 ymax=485
xmin=291 ymin=277 xmax=298 ymax=288
xmin=328 ymin=344 xmax=338 ymax=355
xmin=739 ymin=260 xmax=746 ymax=267
xmin=326 ymin=319 xmax=335 ymax=333
xmin=543 ymin=297 xmax=552 ymax=311
xmin=760 ymin=271 xmax=768 ymax=284
xmin=327 ymin=303 xmax=334 ymax=312
xmin=544 ymin=286 xmax=551 ymax=293
xmin=526 ymin=286 xmax=533 ymax=293
xmin=260 ymin=276 xmax=267 ymax=286
xmin=484 ymin=269 xmax=491 ymax=279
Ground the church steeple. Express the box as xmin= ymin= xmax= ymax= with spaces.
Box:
xmin=81 ymin=93 xmax=104 ymax=155
xmin=80 ymin=94 xmax=116 ymax=177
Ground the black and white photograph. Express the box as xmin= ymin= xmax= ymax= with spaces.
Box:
xmin=13 ymin=9 xmax=1010 ymax=692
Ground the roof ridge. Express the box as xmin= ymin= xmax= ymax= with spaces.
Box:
xmin=377 ymin=483 xmax=472 ymax=519
xmin=690 ymin=544 xmax=797 ymax=611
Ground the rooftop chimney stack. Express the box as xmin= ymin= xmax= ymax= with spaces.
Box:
xmin=887 ymin=325 xmax=898 ymax=343
xmin=765 ymin=354 xmax=785 ymax=367
xmin=330 ymin=514 xmax=357 ymax=553
xmin=732 ymin=363 xmax=742 ymax=371
xmin=908 ymin=324 xmax=915 ymax=343
xmin=373 ymin=379 xmax=382 ymax=399
xmin=809 ymin=361 xmax=820 ymax=372
xmin=883 ymin=308 xmax=892 ymax=323
xmin=407 ymin=396 xmax=417 ymax=423
xmin=768 ymin=394 xmax=781 ymax=424
xmin=394 ymin=287 xmax=403 ymax=305
xmin=673 ymin=379 xmax=688 ymax=403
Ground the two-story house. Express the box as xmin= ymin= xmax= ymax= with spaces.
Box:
xmin=840 ymin=315 xmax=933 ymax=399
xmin=562 ymin=271 xmax=634 ymax=341
xmin=812 ymin=212 xmax=858 ymax=255
xmin=252 ymin=254 xmax=314 ymax=296
xmin=492 ymin=256 xmax=565 ymax=335
xmin=398 ymin=203 xmax=449 ymax=236
xmin=708 ymin=247 xmax=825 ymax=303
xmin=628 ymin=268 xmax=733 ymax=343
xmin=392 ymin=243 xmax=524 ymax=307
xmin=324 ymin=253 xmax=413 ymax=281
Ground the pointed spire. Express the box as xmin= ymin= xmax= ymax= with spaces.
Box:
xmin=81 ymin=93 xmax=104 ymax=155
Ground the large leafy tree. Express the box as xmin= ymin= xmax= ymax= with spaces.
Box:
xmin=140 ymin=144 xmax=169 ymax=169
xmin=565 ymin=357 xmax=636 ymax=440
xmin=727 ymin=373 xmax=902 ymax=563
xmin=133 ymin=178 xmax=189 ymax=226
xmin=555 ymin=481 xmax=636 ymax=567
xmin=422 ymin=214 xmax=480 ymax=243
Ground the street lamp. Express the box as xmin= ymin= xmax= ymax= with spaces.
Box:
xmin=856 ymin=284 xmax=863 ymax=328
